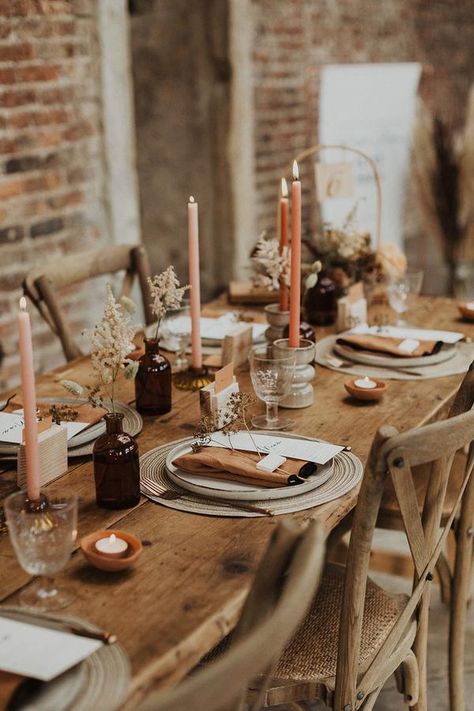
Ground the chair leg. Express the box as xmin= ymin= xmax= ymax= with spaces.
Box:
xmin=449 ymin=494 xmax=474 ymax=711
xmin=359 ymin=687 xmax=382 ymax=711
xmin=436 ymin=551 xmax=452 ymax=605
xmin=412 ymin=587 xmax=431 ymax=711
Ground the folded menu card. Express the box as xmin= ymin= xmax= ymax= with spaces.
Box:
xmin=0 ymin=412 xmax=89 ymax=444
xmin=349 ymin=324 xmax=464 ymax=344
xmin=153 ymin=314 xmax=267 ymax=343
xmin=208 ymin=432 xmax=343 ymax=465
xmin=0 ymin=617 xmax=102 ymax=681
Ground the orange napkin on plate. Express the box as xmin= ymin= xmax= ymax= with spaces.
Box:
xmin=174 ymin=447 xmax=307 ymax=488
xmin=7 ymin=399 xmax=107 ymax=426
xmin=336 ymin=334 xmax=442 ymax=358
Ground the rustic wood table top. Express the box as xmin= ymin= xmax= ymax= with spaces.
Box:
xmin=0 ymin=295 xmax=472 ymax=706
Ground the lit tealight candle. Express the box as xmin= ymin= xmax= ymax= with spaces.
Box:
xmin=95 ymin=533 xmax=129 ymax=558
xmin=354 ymin=376 xmax=377 ymax=390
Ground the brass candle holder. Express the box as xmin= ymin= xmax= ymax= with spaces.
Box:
xmin=173 ymin=366 xmax=214 ymax=392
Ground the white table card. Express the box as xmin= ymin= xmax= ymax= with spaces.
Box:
xmin=208 ymin=432 xmax=343 ymax=465
xmin=349 ymin=324 xmax=464 ymax=344
xmin=0 ymin=617 xmax=102 ymax=681
xmin=0 ymin=411 xmax=91 ymax=444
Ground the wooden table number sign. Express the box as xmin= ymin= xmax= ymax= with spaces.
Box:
xmin=336 ymin=282 xmax=367 ymax=333
xmin=199 ymin=363 xmax=239 ymax=428
xmin=17 ymin=418 xmax=68 ymax=488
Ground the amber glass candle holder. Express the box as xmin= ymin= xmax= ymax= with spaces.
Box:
xmin=93 ymin=412 xmax=140 ymax=510
xmin=135 ymin=338 xmax=172 ymax=415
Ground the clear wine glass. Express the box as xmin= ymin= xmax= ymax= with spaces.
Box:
xmin=387 ymin=270 xmax=424 ymax=326
xmin=5 ymin=491 xmax=78 ymax=610
xmin=249 ymin=346 xmax=295 ymax=431
xmin=160 ymin=301 xmax=191 ymax=372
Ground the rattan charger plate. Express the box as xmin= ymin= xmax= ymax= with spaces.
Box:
xmin=0 ymin=606 xmax=130 ymax=711
xmin=140 ymin=437 xmax=363 ymax=517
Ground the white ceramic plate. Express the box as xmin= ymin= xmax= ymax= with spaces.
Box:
xmin=333 ymin=341 xmax=457 ymax=369
xmin=165 ymin=440 xmax=334 ymax=502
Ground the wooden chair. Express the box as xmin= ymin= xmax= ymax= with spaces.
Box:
xmin=23 ymin=244 xmax=154 ymax=361
xmin=241 ymin=408 xmax=474 ymax=711
xmin=133 ymin=519 xmax=325 ymax=711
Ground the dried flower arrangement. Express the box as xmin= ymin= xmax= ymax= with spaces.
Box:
xmin=192 ymin=391 xmax=261 ymax=454
xmin=148 ymin=265 xmax=189 ymax=339
xmin=61 ymin=285 xmax=138 ymax=413
xmin=412 ymin=89 xmax=474 ymax=294
xmin=252 ymin=233 xmax=290 ymax=292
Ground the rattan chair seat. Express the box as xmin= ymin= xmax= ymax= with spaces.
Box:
xmin=274 ymin=562 xmax=406 ymax=681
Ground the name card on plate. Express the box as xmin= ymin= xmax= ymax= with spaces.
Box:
xmin=209 ymin=432 xmax=344 ymax=466
xmin=0 ymin=617 xmax=102 ymax=681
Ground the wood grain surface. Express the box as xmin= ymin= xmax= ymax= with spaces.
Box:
xmin=0 ymin=296 xmax=472 ymax=699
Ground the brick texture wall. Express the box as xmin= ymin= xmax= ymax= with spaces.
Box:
xmin=251 ymin=0 xmax=474 ymax=291
xmin=0 ymin=0 xmax=108 ymax=389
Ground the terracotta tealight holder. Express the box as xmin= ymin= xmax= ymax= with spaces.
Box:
xmin=80 ymin=529 xmax=142 ymax=572
xmin=458 ymin=302 xmax=474 ymax=322
xmin=344 ymin=377 xmax=387 ymax=402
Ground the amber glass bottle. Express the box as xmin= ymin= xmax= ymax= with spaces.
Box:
xmin=93 ymin=412 xmax=140 ymax=509
xmin=135 ymin=338 xmax=172 ymax=415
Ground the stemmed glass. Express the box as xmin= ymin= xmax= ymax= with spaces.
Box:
xmin=160 ymin=301 xmax=191 ymax=372
xmin=5 ymin=491 xmax=78 ymax=610
xmin=249 ymin=346 xmax=295 ymax=431
xmin=387 ymin=270 xmax=424 ymax=326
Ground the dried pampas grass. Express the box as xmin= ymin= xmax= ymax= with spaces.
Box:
xmin=413 ymin=85 xmax=474 ymax=294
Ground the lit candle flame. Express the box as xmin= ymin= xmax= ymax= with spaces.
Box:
xmin=292 ymin=160 xmax=299 ymax=181
xmin=363 ymin=376 xmax=370 ymax=382
xmin=109 ymin=534 xmax=117 ymax=545
xmin=19 ymin=296 xmax=27 ymax=311
xmin=281 ymin=177 xmax=288 ymax=197
xmin=189 ymin=195 xmax=195 ymax=203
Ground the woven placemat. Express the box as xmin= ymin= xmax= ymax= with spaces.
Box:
xmin=139 ymin=437 xmax=363 ymax=517
xmin=0 ymin=606 xmax=130 ymax=711
xmin=316 ymin=335 xmax=474 ymax=380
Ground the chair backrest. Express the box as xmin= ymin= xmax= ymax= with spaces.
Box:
xmin=334 ymin=406 xmax=474 ymax=709
xmin=23 ymin=244 xmax=154 ymax=361
xmin=137 ymin=519 xmax=326 ymax=711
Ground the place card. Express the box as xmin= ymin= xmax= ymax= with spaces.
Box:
xmin=5 ymin=410 xmax=91 ymax=443
xmin=208 ymin=432 xmax=344 ymax=465
xmin=0 ymin=617 xmax=102 ymax=681
xmin=398 ymin=338 xmax=420 ymax=353
xmin=349 ymin=324 xmax=464 ymax=344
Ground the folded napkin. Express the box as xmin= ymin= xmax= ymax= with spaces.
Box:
xmin=174 ymin=447 xmax=309 ymax=488
xmin=8 ymin=399 xmax=107 ymax=426
xmin=336 ymin=334 xmax=442 ymax=358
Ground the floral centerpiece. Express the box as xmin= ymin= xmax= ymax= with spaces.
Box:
xmin=61 ymin=284 xmax=138 ymax=412
xmin=251 ymin=233 xmax=290 ymax=293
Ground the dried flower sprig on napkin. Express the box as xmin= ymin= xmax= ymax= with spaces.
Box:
xmin=192 ymin=391 xmax=260 ymax=454
xmin=148 ymin=265 xmax=190 ymax=339
xmin=60 ymin=285 xmax=138 ymax=414
xmin=252 ymin=233 xmax=290 ymax=292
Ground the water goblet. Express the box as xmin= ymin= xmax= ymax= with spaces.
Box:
xmin=249 ymin=346 xmax=295 ymax=430
xmin=5 ymin=491 xmax=78 ymax=610
xmin=160 ymin=301 xmax=191 ymax=372
xmin=387 ymin=270 xmax=424 ymax=326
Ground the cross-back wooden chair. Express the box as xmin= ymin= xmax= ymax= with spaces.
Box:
xmin=23 ymin=244 xmax=154 ymax=361
xmin=374 ymin=361 xmax=474 ymax=711
xmin=240 ymin=408 xmax=474 ymax=711
xmin=133 ymin=519 xmax=325 ymax=711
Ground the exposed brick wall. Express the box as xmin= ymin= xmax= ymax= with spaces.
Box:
xmin=0 ymin=0 xmax=108 ymax=389
xmin=251 ymin=0 xmax=474 ymax=292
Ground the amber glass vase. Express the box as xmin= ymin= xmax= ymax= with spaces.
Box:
xmin=304 ymin=272 xmax=337 ymax=326
xmin=93 ymin=413 xmax=140 ymax=510
xmin=135 ymin=338 xmax=172 ymax=415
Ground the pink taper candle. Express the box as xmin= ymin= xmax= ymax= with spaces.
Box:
xmin=17 ymin=297 xmax=40 ymax=501
xmin=188 ymin=196 xmax=202 ymax=370
xmin=288 ymin=160 xmax=302 ymax=348
xmin=279 ymin=177 xmax=289 ymax=313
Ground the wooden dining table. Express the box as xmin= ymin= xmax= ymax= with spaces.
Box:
xmin=0 ymin=295 xmax=472 ymax=708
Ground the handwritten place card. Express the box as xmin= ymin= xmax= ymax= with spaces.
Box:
xmin=0 ymin=412 xmax=90 ymax=445
xmin=0 ymin=617 xmax=102 ymax=681
xmin=208 ymin=432 xmax=343 ymax=465
xmin=349 ymin=324 xmax=464 ymax=344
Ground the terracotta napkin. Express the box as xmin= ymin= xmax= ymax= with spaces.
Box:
xmin=8 ymin=399 xmax=107 ymax=426
xmin=336 ymin=334 xmax=442 ymax=359
xmin=174 ymin=447 xmax=309 ymax=488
